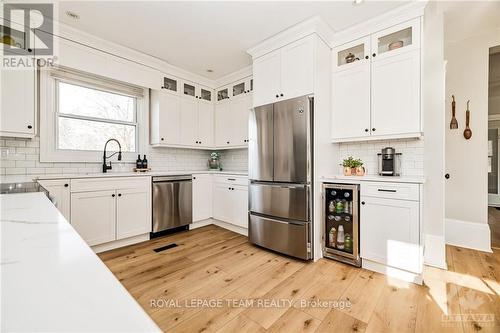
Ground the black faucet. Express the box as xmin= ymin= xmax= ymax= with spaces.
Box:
xmin=102 ymin=139 xmax=122 ymax=173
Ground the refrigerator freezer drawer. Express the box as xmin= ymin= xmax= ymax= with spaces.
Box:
xmin=249 ymin=214 xmax=310 ymax=259
xmin=249 ymin=183 xmax=309 ymax=221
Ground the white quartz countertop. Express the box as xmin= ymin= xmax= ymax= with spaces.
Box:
xmin=0 ymin=192 xmax=161 ymax=332
xmin=321 ymin=174 xmax=425 ymax=184
xmin=0 ymin=170 xmax=248 ymax=184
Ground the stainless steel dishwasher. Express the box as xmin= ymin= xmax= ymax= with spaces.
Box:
xmin=152 ymin=175 xmax=192 ymax=235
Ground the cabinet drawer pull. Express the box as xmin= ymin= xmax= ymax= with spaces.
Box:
xmin=64 ymin=184 xmax=69 ymax=187
xmin=227 ymin=178 xmax=236 ymax=181
xmin=377 ymin=189 xmax=397 ymax=193
xmin=112 ymin=194 xmax=115 ymax=197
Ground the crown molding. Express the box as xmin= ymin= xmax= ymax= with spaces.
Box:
xmin=246 ymin=15 xmax=334 ymax=59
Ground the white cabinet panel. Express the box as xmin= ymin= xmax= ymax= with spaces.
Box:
xmin=230 ymin=94 xmax=252 ymax=146
xmin=198 ymin=102 xmax=214 ymax=147
xmin=253 ymin=51 xmax=281 ymax=107
xmin=231 ymin=185 xmax=248 ymax=228
xmin=150 ymin=90 xmax=181 ymax=145
xmin=332 ymin=62 xmax=371 ymax=140
xmin=116 ymin=187 xmax=151 ymax=240
xmin=215 ymin=102 xmax=232 ymax=147
xmin=179 ymin=96 xmax=199 ymax=146
xmin=280 ymin=36 xmax=314 ymax=100
xmin=38 ymin=179 xmax=71 ymax=221
xmin=0 ymin=58 xmax=35 ymax=137
xmin=71 ymin=190 xmax=116 ymax=246
xmin=360 ymin=196 xmax=420 ymax=273
xmin=212 ymin=183 xmax=232 ymax=222
xmin=371 ymin=49 xmax=420 ymax=136
xmin=193 ymin=174 xmax=212 ymax=221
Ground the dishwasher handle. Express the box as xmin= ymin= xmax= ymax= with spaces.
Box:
xmin=153 ymin=175 xmax=192 ymax=182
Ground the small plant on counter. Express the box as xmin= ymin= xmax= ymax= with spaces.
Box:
xmin=341 ymin=156 xmax=365 ymax=176
xmin=208 ymin=152 xmax=222 ymax=170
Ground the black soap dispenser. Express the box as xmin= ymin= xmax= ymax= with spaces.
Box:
xmin=142 ymin=155 xmax=148 ymax=169
xmin=136 ymin=154 xmax=142 ymax=169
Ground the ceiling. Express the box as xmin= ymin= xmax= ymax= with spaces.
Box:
xmin=58 ymin=1 xmax=407 ymax=79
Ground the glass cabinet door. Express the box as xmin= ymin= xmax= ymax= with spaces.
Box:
xmin=183 ymin=83 xmax=196 ymax=97
xmin=333 ymin=36 xmax=370 ymax=71
xmin=232 ymin=82 xmax=246 ymax=98
xmin=217 ymin=87 xmax=229 ymax=101
xmin=371 ymin=18 xmax=420 ymax=58
xmin=200 ymin=88 xmax=212 ymax=102
xmin=161 ymin=76 xmax=178 ymax=93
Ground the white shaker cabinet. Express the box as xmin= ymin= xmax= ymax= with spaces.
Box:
xmin=193 ymin=174 xmax=212 ymax=222
xmin=212 ymin=176 xmax=249 ymax=229
xmin=230 ymin=185 xmax=249 ymax=228
xmin=38 ymin=179 xmax=71 ymax=221
xmin=198 ymin=101 xmax=214 ymax=148
xmin=71 ymin=190 xmax=117 ymax=246
xmin=0 ymin=58 xmax=36 ymax=138
xmin=212 ymin=183 xmax=233 ymax=223
xmin=370 ymin=49 xmax=420 ymax=137
xmin=150 ymin=90 xmax=181 ymax=145
xmin=214 ymin=93 xmax=251 ymax=148
xmin=360 ymin=182 xmax=422 ymax=274
xmin=179 ymin=96 xmax=199 ymax=146
xmin=116 ymin=187 xmax=151 ymax=240
xmin=253 ymin=35 xmax=314 ymax=107
xmin=331 ymin=17 xmax=422 ymax=142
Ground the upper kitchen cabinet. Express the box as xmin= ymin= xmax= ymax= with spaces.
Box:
xmin=252 ymin=35 xmax=314 ymax=107
xmin=331 ymin=17 xmax=422 ymax=142
xmin=231 ymin=77 xmax=253 ymax=99
xmin=150 ymin=89 xmax=181 ymax=145
xmin=160 ymin=75 xmax=180 ymax=94
xmin=217 ymin=86 xmax=230 ymax=102
xmin=0 ymin=62 xmax=36 ymax=138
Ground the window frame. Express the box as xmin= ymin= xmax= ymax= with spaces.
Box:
xmin=40 ymin=68 xmax=148 ymax=163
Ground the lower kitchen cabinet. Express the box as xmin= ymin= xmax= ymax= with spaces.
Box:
xmin=38 ymin=179 xmax=71 ymax=221
xmin=193 ymin=174 xmax=212 ymax=221
xmin=116 ymin=187 xmax=151 ymax=240
xmin=360 ymin=194 xmax=421 ymax=273
xmin=212 ymin=177 xmax=248 ymax=228
xmin=71 ymin=190 xmax=117 ymax=246
xmin=70 ymin=177 xmax=151 ymax=247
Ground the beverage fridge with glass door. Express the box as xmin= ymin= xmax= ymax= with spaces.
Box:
xmin=322 ymin=183 xmax=361 ymax=267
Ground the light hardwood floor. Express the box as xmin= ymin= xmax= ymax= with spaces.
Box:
xmin=99 ymin=225 xmax=500 ymax=333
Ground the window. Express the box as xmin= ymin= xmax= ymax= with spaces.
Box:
xmin=56 ymin=81 xmax=137 ymax=152
xmin=40 ymin=67 xmax=146 ymax=163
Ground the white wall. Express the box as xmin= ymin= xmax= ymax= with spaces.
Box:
xmin=422 ymin=1 xmax=446 ymax=268
xmin=444 ymin=1 xmax=500 ymax=252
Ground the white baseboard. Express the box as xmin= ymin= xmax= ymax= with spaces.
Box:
xmin=189 ymin=218 xmax=248 ymax=237
xmin=362 ymin=259 xmax=423 ymax=285
xmin=424 ymin=233 xmax=447 ymax=269
xmin=92 ymin=233 xmax=150 ymax=253
xmin=189 ymin=219 xmax=214 ymax=230
xmin=445 ymin=218 xmax=492 ymax=253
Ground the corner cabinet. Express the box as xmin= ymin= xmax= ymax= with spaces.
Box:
xmin=331 ymin=18 xmax=422 ymax=142
xmin=38 ymin=179 xmax=71 ymax=221
xmin=253 ymin=35 xmax=314 ymax=107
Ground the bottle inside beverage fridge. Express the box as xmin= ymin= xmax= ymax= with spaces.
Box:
xmin=337 ymin=225 xmax=345 ymax=250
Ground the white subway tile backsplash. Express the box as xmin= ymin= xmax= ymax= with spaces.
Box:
xmin=338 ymin=138 xmax=424 ymax=177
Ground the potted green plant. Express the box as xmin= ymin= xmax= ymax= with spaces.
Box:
xmin=208 ymin=152 xmax=221 ymax=170
xmin=341 ymin=156 xmax=364 ymax=176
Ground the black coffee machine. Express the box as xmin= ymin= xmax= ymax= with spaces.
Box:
xmin=377 ymin=147 xmax=402 ymax=176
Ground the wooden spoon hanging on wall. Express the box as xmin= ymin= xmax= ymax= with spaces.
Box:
xmin=464 ymin=100 xmax=472 ymax=140
xmin=450 ymin=95 xmax=458 ymax=129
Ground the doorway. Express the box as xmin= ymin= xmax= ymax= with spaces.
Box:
xmin=488 ymin=45 xmax=500 ymax=248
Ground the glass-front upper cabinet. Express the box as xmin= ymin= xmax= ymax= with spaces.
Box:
xmin=232 ymin=82 xmax=246 ymax=97
xmin=183 ymin=82 xmax=196 ymax=97
xmin=161 ymin=76 xmax=178 ymax=93
xmin=217 ymin=87 xmax=229 ymax=101
xmin=200 ymin=87 xmax=212 ymax=102
xmin=371 ymin=18 xmax=420 ymax=59
xmin=333 ymin=37 xmax=371 ymax=71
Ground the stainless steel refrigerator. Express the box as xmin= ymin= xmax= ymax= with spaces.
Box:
xmin=248 ymin=95 xmax=313 ymax=260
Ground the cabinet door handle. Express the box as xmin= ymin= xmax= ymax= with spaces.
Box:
xmin=64 ymin=183 xmax=69 ymax=187
xmin=112 ymin=194 xmax=115 ymax=197
xmin=118 ymin=193 xmax=122 ymax=197
xmin=365 ymin=55 xmax=369 ymax=59
xmin=275 ymin=94 xmax=279 ymax=98
xmin=372 ymin=128 xmax=376 ymax=132
xmin=361 ymin=201 xmax=365 ymax=205
xmin=161 ymin=138 xmax=165 ymax=141
xmin=27 ymin=125 xmax=33 ymax=129
xmin=372 ymin=53 xmax=376 ymax=57
xmin=377 ymin=189 xmax=397 ymax=193
xmin=364 ymin=128 xmax=369 ymax=132
xmin=280 ymin=93 xmax=283 ymax=97
xmin=445 ymin=173 xmax=450 ymax=179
